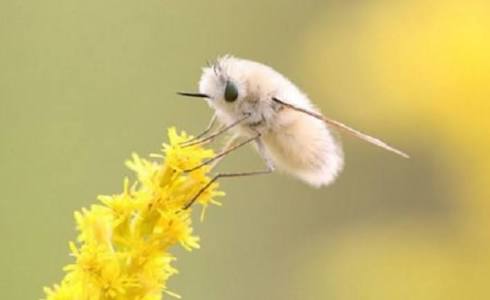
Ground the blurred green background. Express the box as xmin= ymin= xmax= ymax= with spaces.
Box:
xmin=1 ymin=0 xmax=489 ymax=299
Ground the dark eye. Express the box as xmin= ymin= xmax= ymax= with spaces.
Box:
xmin=224 ymin=81 xmax=239 ymax=102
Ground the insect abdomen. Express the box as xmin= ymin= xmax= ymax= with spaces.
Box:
xmin=263 ymin=111 xmax=344 ymax=187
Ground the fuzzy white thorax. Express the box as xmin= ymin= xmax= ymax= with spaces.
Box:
xmin=197 ymin=55 xmax=344 ymax=187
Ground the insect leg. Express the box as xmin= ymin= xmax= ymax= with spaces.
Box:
xmin=254 ymin=137 xmax=276 ymax=171
xmin=184 ymin=133 xmax=259 ymax=173
xmin=208 ymin=134 xmax=240 ymax=169
xmin=183 ymin=169 xmax=272 ymax=209
xmin=182 ymin=113 xmax=250 ymax=148
xmin=180 ymin=114 xmax=219 ymax=146
xmin=183 ymin=136 xmax=275 ymax=209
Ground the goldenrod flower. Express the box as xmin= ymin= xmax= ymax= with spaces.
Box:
xmin=43 ymin=128 xmax=224 ymax=300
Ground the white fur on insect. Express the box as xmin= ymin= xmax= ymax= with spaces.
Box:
xmin=199 ymin=56 xmax=343 ymax=187
xmin=179 ymin=55 xmax=408 ymax=189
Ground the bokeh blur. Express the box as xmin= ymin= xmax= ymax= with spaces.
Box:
xmin=1 ymin=0 xmax=489 ymax=299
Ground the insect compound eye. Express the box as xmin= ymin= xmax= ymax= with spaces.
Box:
xmin=224 ymin=81 xmax=239 ymax=102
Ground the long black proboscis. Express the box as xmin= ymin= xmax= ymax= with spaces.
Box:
xmin=177 ymin=92 xmax=209 ymax=99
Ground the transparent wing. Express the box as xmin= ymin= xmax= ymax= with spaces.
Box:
xmin=272 ymin=97 xmax=409 ymax=159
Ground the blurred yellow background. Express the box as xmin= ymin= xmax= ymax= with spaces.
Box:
xmin=1 ymin=0 xmax=489 ymax=299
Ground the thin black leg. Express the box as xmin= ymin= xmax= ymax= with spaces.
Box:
xmin=182 ymin=114 xmax=250 ymax=148
xmin=183 ymin=168 xmax=273 ymax=209
xmin=184 ymin=134 xmax=259 ymax=172
xmin=180 ymin=115 xmax=218 ymax=145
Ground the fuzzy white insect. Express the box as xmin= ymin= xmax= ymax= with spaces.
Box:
xmin=178 ymin=55 xmax=408 ymax=207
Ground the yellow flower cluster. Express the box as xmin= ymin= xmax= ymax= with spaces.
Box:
xmin=44 ymin=128 xmax=224 ymax=300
